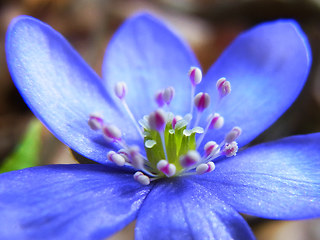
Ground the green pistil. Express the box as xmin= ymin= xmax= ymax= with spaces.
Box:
xmin=143 ymin=118 xmax=202 ymax=174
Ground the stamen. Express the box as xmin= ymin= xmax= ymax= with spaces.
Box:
xmin=225 ymin=127 xmax=242 ymax=143
xmin=204 ymin=141 xmax=219 ymax=157
xmin=133 ymin=171 xmax=150 ymax=185
xmin=180 ymin=150 xmax=200 ymax=168
xmin=194 ymin=92 xmax=210 ymax=112
xmin=107 ymin=151 xmax=126 ymax=166
xmin=114 ymin=82 xmax=127 ymax=100
xmin=117 ymin=149 xmax=129 ymax=162
xmin=102 ymin=124 xmax=122 ymax=142
xmin=196 ymin=162 xmax=215 ymax=175
xmin=216 ymin=77 xmax=231 ymax=98
xmin=188 ymin=67 xmax=202 ymax=86
xmin=129 ymin=146 xmax=145 ymax=169
xmin=88 ymin=113 xmax=104 ymax=130
xmin=208 ymin=113 xmax=224 ymax=129
xmin=188 ymin=67 xmax=202 ymax=114
xmin=155 ymin=90 xmax=165 ymax=107
xmin=114 ymin=82 xmax=144 ymax=139
xmin=222 ymin=141 xmax=238 ymax=157
xmin=148 ymin=109 xmax=166 ymax=132
xmin=90 ymin=66 xmax=244 ymax=185
xmin=172 ymin=115 xmax=182 ymax=129
xmin=196 ymin=112 xmax=219 ymax=148
xmin=193 ymin=92 xmax=210 ymax=127
xmin=163 ymin=87 xmax=175 ymax=105
xmin=157 ymin=160 xmax=176 ymax=177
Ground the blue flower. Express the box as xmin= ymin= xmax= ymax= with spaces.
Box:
xmin=1 ymin=13 xmax=320 ymax=240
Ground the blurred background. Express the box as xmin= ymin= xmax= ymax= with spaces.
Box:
xmin=0 ymin=0 xmax=320 ymax=239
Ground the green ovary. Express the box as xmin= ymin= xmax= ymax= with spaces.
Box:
xmin=143 ymin=119 xmax=199 ymax=174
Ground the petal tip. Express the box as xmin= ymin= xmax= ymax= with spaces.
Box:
xmin=262 ymin=19 xmax=312 ymax=68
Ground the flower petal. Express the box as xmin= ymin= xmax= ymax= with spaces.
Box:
xmin=6 ymin=16 xmax=140 ymax=164
xmin=0 ymin=164 xmax=151 ymax=240
xmin=135 ymin=178 xmax=255 ymax=240
xmin=102 ymin=13 xmax=199 ymax=119
xmin=194 ymin=133 xmax=320 ymax=219
xmin=200 ymin=20 xmax=311 ymax=147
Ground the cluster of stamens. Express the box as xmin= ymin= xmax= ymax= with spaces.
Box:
xmin=88 ymin=67 xmax=241 ymax=185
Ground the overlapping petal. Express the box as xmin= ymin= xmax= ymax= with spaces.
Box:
xmin=0 ymin=164 xmax=151 ymax=240
xmin=6 ymin=16 xmax=141 ymax=164
xmin=102 ymin=13 xmax=199 ymax=119
xmin=194 ymin=133 xmax=320 ymax=219
xmin=199 ymin=20 xmax=311 ymax=148
xmin=135 ymin=178 xmax=255 ymax=240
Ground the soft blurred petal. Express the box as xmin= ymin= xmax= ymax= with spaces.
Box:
xmin=0 ymin=164 xmax=151 ymax=240
xmin=102 ymin=13 xmax=199 ymax=120
xmin=6 ymin=16 xmax=140 ymax=164
xmin=194 ymin=133 xmax=320 ymax=219
xmin=135 ymin=178 xmax=255 ymax=240
xmin=200 ymin=20 xmax=311 ymax=148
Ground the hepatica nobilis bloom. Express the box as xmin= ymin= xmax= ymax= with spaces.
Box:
xmin=1 ymin=13 xmax=320 ymax=240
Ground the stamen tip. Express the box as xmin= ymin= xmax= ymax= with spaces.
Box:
xmin=222 ymin=141 xmax=238 ymax=157
xmin=216 ymin=77 xmax=231 ymax=98
xmin=157 ymin=160 xmax=176 ymax=177
xmin=163 ymin=87 xmax=175 ymax=105
xmin=225 ymin=126 xmax=242 ymax=143
xmin=114 ymin=82 xmax=127 ymax=100
xmin=204 ymin=141 xmax=219 ymax=157
xmin=88 ymin=113 xmax=104 ymax=130
xmin=188 ymin=67 xmax=202 ymax=86
xmin=180 ymin=150 xmax=200 ymax=168
xmin=155 ymin=90 xmax=165 ymax=107
xmin=148 ymin=109 xmax=167 ymax=131
xmin=107 ymin=151 xmax=126 ymax=166
xmin=103 ymin=124 xmax=122 ymax=142
xmin=133 ymin=172 xmax=150 ymax=185
xmin=208 ymin=113 xmax=224 ymax=129
xmin=196 ymin=162 xmax=215 ymax=175
xmin=194 ymin=92 xmax=210 ymax=112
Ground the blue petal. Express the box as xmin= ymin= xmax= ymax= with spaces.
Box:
xmin=135 ymin=178 xmax=255 ymax=240
xmin=102 ymin=13 xmax=199 ymax=119
xmin=6 ymin=16 xmax=141 ymax=164
xmin=194 ymin=133 xmax=320 ymax=219
xmin=199 ymin=20 xmax=311 ymax=147
xmin=0 ymin=164 xmax=151 ymax=240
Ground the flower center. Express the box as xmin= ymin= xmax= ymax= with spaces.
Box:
xmin=88 ymin=67 xmax=241 ymax=185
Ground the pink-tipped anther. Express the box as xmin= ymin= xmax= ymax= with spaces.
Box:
xmin=194 ymin=92 xmax=210 ymax=112
xmin=216 ymin=77 xmax=231 ymax=98
xmin=118 ymin=149 xmax=129 ymax=162
xmin=204 ymin=141 xmax=219 ymax=157
xmin=163 ymin=87 xmax=175 ymax=105
xmin=196 ymin=162 xmax=215 ymax=175
xmin=222 ymin=141 xmax=238 ymax=157
xmin=114 ymin=82 xmax=127 ymax=100
xmin=88 ymin=113 xmax=104 ymax=130
xmin=155 ymin=90 xmax=165 ymax=107
xmin=107 ymin=151 xmax=126 ymax=166
xmin=129 ymin=146 xmax=144 ymax=169
xmin=188 ymin=67 xmax=202 ymax=86
xmin=180 ymin=150 xmax=200 ymax=168
xmin=208 ymin=113 xmax=224 ymax=129
xmin=102 ymin=124 xmax=122 ymax=142
xmin=133 ymin=172 xmax=150 ymax=185
xmin=172 ymin=115 xmax=182 ymax=129
xmin=225 ymin=126 xmax=242 ymax=143
xmin=157 ymin=160 xmax=176 ymax=177
xmin=148 ymin=109 xmax=167 ymax=131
